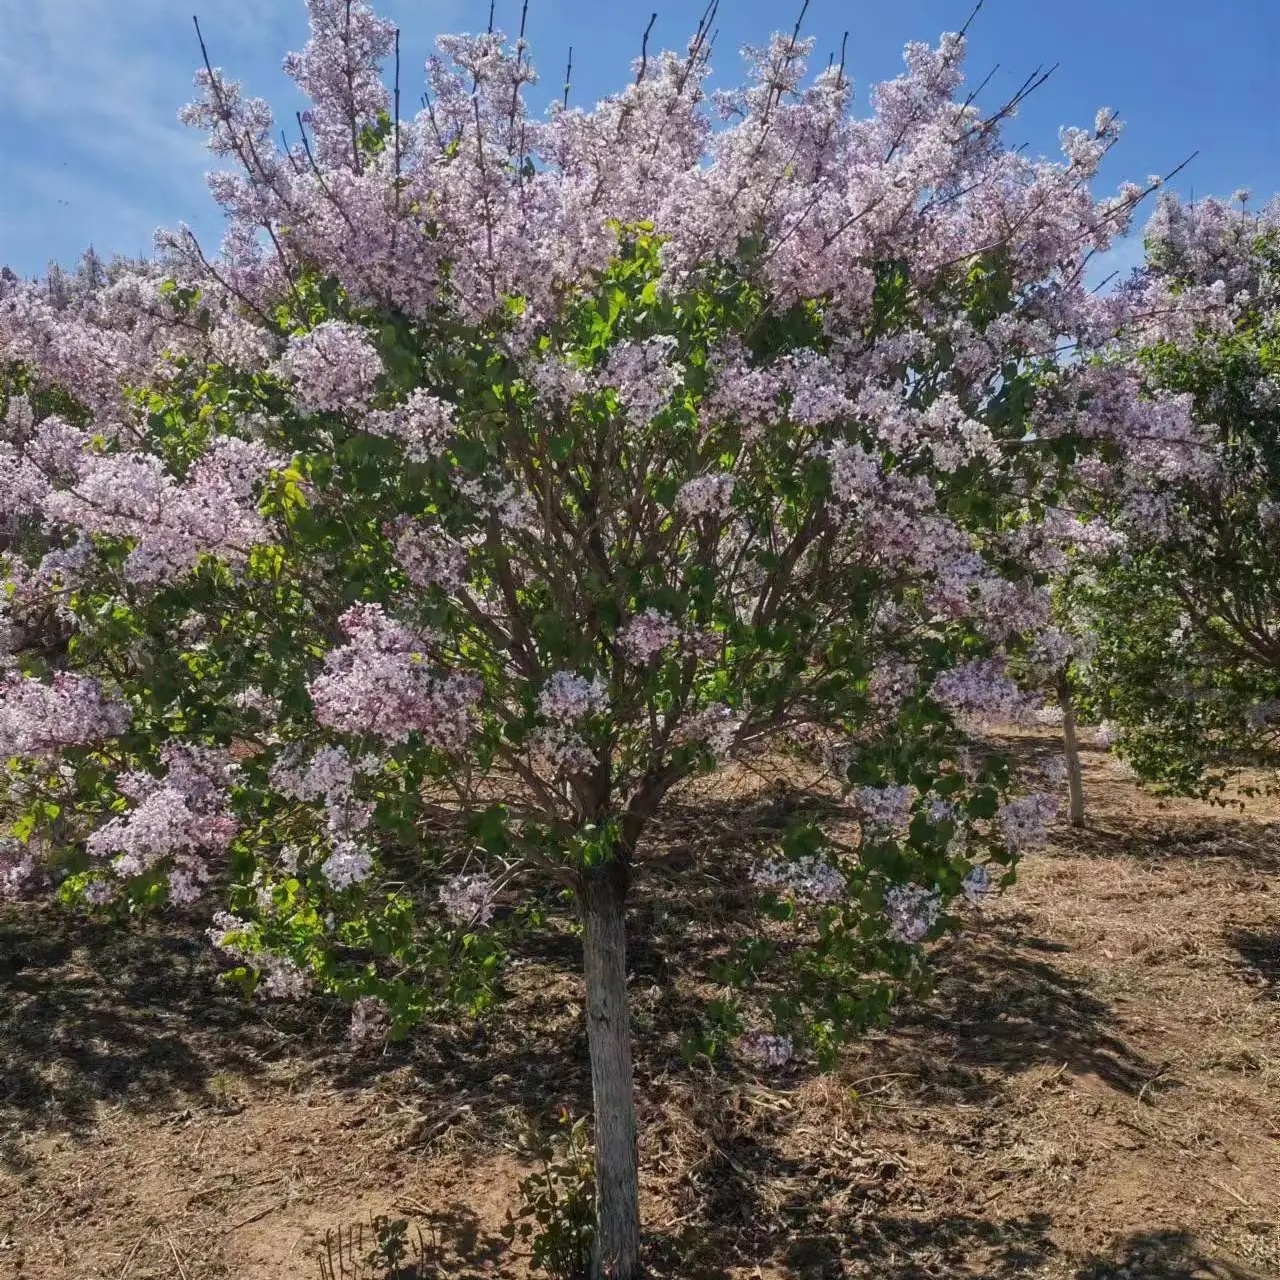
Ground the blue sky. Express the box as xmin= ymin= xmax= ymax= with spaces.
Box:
xmin=2 ymin=0 xmax=1277 ymax=284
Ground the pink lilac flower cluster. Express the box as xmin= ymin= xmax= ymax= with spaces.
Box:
xmin=961 ymin=863 xmax=996 ymax=904
xmin=0 ymin=839 xmax=37 ymax=901
xmin=321 ymin=838 xmax=375 ymax=889
xmin=269 ymin=743 xmax=380 ymax=888
xmin=309 ymin=603 xmax=482 ymax=747
xmin=930 ymin=659 xmax=1037 ymax=725
xmin=1027 ymin=629 xmax=1080 ymax=677
xmin=452 ymin=475 xmax=540 ymax=533
xmin=883 ymin=883 xmax=942 ymax=944
xmin=996 ymin=793 xmax=1060 ymax=852
xmin=386 ymin=517 xmax=468 ymax=592
xmin=616 ymin=610 xmax=684 ymax=664
xmin=43 ymin=437 xmax=279 ymax=585
xmin=751 ymin=855 xmax=846 ymax=903
xmin=854 ymin=784 xmax=916 ymax=836
xmin=736 ymin=1031 xmax=794 ymax=1069
xmin=537 ymin=671 xmax=609 ymax=722
xmin=674 ymin=703 xmax=741 ymax=762
xmin=275 ymin=320 xmax=384 ymax=414
xmin=868 ymin=658 xmax=918 ymax=718
xmin=87 ymin=743 xmax=240 ymax=903
xmin=0 ymin=672 xmax=130 ymax=757
xmin=599 ymin=338 xmax=683 ymax=426
xmin=528 ymin=672 xmax=609 ymax=778
xmin=675 ymin=472 xmax=736 ymax=520
xmin=282 ymin=0 xmax=398 ymax=169
xmin=207 ymin=911 xmax=312 ymax=999
xmin=529 ymin=726 xmax=597 ymax=779
xmin=364 ymin=389 xmax=456 ymax=462
xmin=1094 ymin=721 xmax=1117 ymax=748
xmin=1040 ymin=756 xmax=1068 ymax=786
xmin=438 ymin=872 xmax=496 ymax=926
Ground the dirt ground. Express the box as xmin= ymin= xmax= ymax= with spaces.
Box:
xmin=1 ymin=730 xmax=1278 ymax=1280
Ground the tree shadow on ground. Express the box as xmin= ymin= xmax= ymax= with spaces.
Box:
xmin=888 ymin=912 xmax=1160 ymax=1100
xmin=1223 ymin=926 xmax=1280 ymax=999
xmin=1055 ymin=817 xmax=1280 ymax=871
xmin=0 ymin=906 xmax=352 ymax=1139
xmin=0 ymin=773 xmax=1166 ymax=1278
xmin=1075 ymin=1228 xmax=1275 ymax=1279
xmin=631 ymin=784 xmax=1164 ymax=1278
xmin=645 ymin=1093 xmax=1062 ymax=1279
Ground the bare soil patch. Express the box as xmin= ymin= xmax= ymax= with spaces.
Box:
xmin=2 ymin=731 xmax=1278 ymax=1279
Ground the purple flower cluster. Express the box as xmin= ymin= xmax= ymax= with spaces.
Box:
xmin=537 ymin=671 xmax=609 ymax=723
xmin=320 ymin=838 xmax=375 ymax=890
xmin=309 ymin=603 xmax=482 ymax=747
xmin=883 ymin=883 xmax=942 ymax=944
xmin=997 ymin=793 xmax=1059 ymax=852
xmin=617 ymin=609 xmax=683 ymax=664
xmin=438 ymin=872 xmax=496 ymax=927
xmin=868 ymin=658 xmax=918 ymax=718
xmin=276 ymin=320 xmax=384 ymax=414
xmin=961 ymin=863 xmax=996 ymax=904
xmin=736 ymin=1031 xmax=794 ymax=1069
xmin=364 ymin=389 xmax=456 ymax=462
xmin=270 ymin=743 xmax=377 ymax=886
xmin=87 ymin=743 xmax=240 ymax=903
xmin=207 ymin=911 xmax=312 ymax=999
xmin=0 ymin=672 xmax=130 ymax=757
xmin=674 ymin=703 xmax=741 ymax=762
xmin=854 ymin=784 xmax=916 ymax=837
xmin=283 ymin=0 xmax=397 ymax=169
xmin=386 ymin=517 xmax=468 ymax=593
xmin=0 ymin=839 xmax=37 ymax=902
xmin=930 ymin=659 xmax=1036 ymax=725
xmin=43 ymin=437 xmax=278 ymax=584
xmin=675 ymin=472 xmax=736 ymax=520
xmin=600 ymin=338 xmax=683 ymax=426
xmin=751 ymin=855 xmax=846 ymax=903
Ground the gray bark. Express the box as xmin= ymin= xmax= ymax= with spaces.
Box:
xmin=1058 ymin=673 xmax=1086 ymax=828
xmin=581 ymin=863 xmax=640 ymax=1280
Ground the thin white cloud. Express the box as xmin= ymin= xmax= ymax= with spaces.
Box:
xmin=0 ymin=0 xmax=302 ymax=271
xmin=0 ymin=1 xmax=300 ymax=166
xmin=0 ymin=0 xmax=483 ymax=274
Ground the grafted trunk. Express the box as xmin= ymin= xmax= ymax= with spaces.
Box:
xmin=581 ymin=862 xmax=640 ymax=1280
xmin=1058 ymin=673 xmax=1086 ymax=828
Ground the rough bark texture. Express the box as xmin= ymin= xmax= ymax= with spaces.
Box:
xmin=1059 ymin=674 xmax=1086 ymax=828
xmin=581 ymin=862 xmax=640 ymax=1280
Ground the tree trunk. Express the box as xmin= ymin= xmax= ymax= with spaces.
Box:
xmin=1058 ymin=673 xmax=1086 ymax=828
xmin=581 ymin=862 xmax=640 ymax=1280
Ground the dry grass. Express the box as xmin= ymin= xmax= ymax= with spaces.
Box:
xmin=1 ymin=729 xmax=1278 ymax=1279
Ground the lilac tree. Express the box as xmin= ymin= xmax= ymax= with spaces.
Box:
xmin=0 ymin=3 xmax=1199 ymax=1273
xmin=1068 ymin=193 xmax=1280 ymax=799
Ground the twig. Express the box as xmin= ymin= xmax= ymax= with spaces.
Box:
xmin=959 ymin=0 xmax=985 ymax=38
xmin=1208 ymin=1176 xmax=1257 ymax=1210
xmin=166 ymin=1233 xmax=191 ymax=1280
xmin=225 ymin=1202 xmax=285 ymax=1233
xmin=119 ymin=1232 xmax=149 ymax=1278
xmin=635 ymin=13 xmax=658 ymax=84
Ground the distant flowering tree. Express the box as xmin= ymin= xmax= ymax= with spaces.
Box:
xmin=0 ymin=3 xmax=1208 ymax=1273
xmin=1071 ymin=193 xmax=1280 ymax=800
